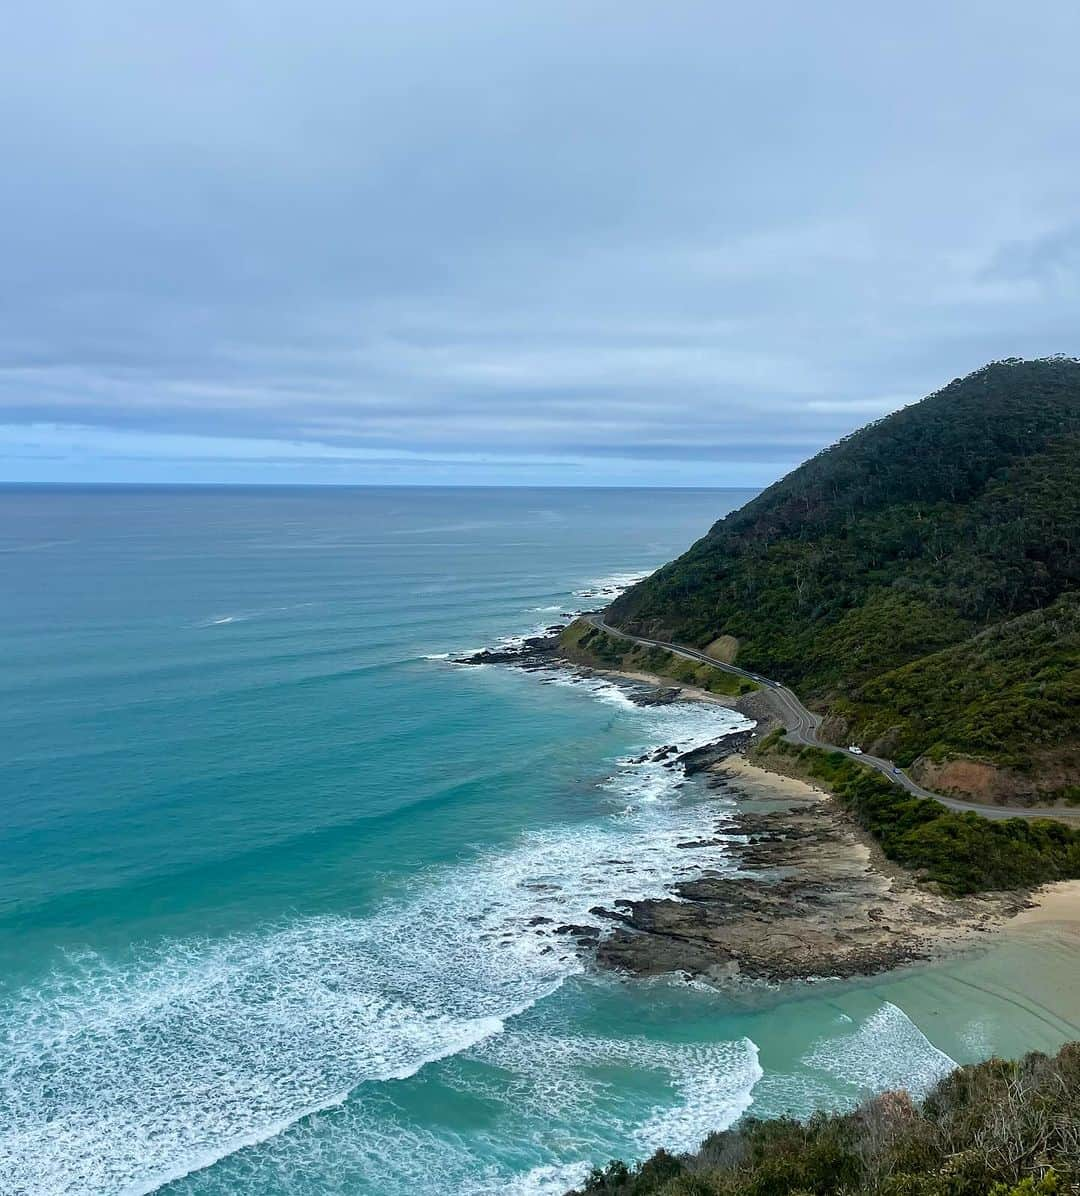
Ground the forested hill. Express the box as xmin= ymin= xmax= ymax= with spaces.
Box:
xmin=606 ymin=358 xmax=1080 ymax=803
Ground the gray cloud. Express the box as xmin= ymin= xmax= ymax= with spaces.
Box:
xmin=2 ymin=1 xmax=1080 ymax=483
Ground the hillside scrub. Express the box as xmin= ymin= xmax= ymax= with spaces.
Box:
xmin=606 ymin=359 xmax=1080 ymax=796
xmin=754 ymin=731 xmax=1080 ymax=895
xmin=830 ymin=592 xmax=1080 ymax=784
xmin=559 ymin=620 xmax=756 ymax=697
xmin=568 ymin=1042 xmax=1080 ymax=1196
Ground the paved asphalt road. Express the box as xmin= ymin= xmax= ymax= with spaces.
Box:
xmin=587 ymin=614 xmax=1078 ymax=823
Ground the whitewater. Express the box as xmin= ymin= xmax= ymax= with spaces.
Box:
xmin=3 ymin=485 xmax=1068 ymax=1196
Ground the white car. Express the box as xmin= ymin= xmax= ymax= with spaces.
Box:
xmin=848 ymin=744 xmax=863 ymax=754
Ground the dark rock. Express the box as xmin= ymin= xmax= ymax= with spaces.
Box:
xmin=673 ymin=730 xmax=755 ymax=775
xmin=589 ymin=905 xmax=632 ymax=923
xmin=629 ymin=687 xmax=681 ymax=706
xmin=453 ymin=632 xmax=563 ymax=667
xmin=553 ymin=923 xmax=600 ymax=938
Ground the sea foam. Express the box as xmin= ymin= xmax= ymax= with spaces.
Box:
xmin=802 ymin=1001 xmax=957 ymax=1098
xmin=0 ymin=683 xmax=749 ymax=1195
xmin=178 ymin=1028 xmax=764 ymax=1195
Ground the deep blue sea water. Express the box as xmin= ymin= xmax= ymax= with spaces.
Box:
xmin=2 ymin=486 xmax=1078 ymax=1196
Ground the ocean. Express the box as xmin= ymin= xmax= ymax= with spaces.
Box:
xmin=2 ymin=485 xmax=1078 ymax=1196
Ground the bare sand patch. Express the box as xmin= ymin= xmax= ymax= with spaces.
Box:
xmin=593 ymin=753 xmax=1027 ymax=985
xmin=720 ymin=753 xmax=830 ymax=800
xmin=1011 ymin=879 xmax=1080 ymax=928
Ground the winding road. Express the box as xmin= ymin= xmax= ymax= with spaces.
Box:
xmin=586 ymin=614 xmax=1078 ymax=823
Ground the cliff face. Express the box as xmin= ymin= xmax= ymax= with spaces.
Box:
xmin=912 ymin=749 xmax=1080 ymax=806
xmin=607 ymin=358 xmax=1080 ymax=803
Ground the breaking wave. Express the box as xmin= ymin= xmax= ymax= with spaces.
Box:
xmin=0 ymin=680 xmax=749 ymax=1195
xmin=802 ymin=1001 xmax=957 ymax=1098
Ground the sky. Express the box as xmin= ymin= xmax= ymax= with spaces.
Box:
xmin=2 ymin=1 xmax=1080 ymax=486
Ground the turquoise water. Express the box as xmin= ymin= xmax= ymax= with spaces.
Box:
xmin=2 ymin=486 xmax=1078 ymax=1196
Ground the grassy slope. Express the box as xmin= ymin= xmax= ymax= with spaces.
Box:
xmin=558 ymin=620 xmax=756 ymax=697
xmin=607 ymin=359 xmax=1080 ymax=797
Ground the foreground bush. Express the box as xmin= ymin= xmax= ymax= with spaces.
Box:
xmin=568 ymin=1043 xmax=1080 ymax=1196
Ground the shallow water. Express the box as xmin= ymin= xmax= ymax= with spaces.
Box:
xmin=1 ymin=485 xmax=1076 ymax=1196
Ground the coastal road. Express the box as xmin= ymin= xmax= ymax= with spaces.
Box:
xmin=585 ymin=614 xmax=1078 ymax=823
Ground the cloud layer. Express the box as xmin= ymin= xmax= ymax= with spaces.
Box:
xmin=3 ymin=1 xmax=1080 ymax=483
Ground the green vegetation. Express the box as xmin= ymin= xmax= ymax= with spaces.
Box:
xmin=608 ymin=359 xmax=1080 ymax=797
xmin=559 ymin=619 xmax=756 ymax=697
xmin=830 ymin=593 xmax=1080 ymax=787
xmin=568 ymin=1042 xmax=1080 ymax=1196
xmin=754 ymin=731 xmax=1080 ymax=894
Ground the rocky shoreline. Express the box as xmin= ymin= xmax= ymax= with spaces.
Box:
xmin=592 ymin=758 xmax=1028 ymax=984
xmin=454 ymin=628 xmax=1030 ymax=988
xmin=456 ymin=624 xmax=721 ymax=708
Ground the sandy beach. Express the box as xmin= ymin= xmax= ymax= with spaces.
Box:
xmin=465 ymin=634 xmax=1076 ymax=987
xmin=590 ymin=744 xmax=1030 ymax=984
xmin=591 ymin=663 xmax=1080 ymax=966
xmin=1011 ymin=878 xmax=1080 ymax=928
xmin=719 ymin=752 xmax=830 ymax=799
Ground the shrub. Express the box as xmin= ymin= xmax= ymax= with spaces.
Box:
xmin=566 ymin=1044 xmax=1080 ymax=1196
xmin=755 ymin=738 xmax=1080 ymax=894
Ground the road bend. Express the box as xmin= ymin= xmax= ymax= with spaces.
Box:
xmin=586 ymin=614 xmax=1078 ymax=823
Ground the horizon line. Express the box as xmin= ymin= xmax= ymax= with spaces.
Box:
xmin=0 ymin=480 xmax=762 ymax=492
